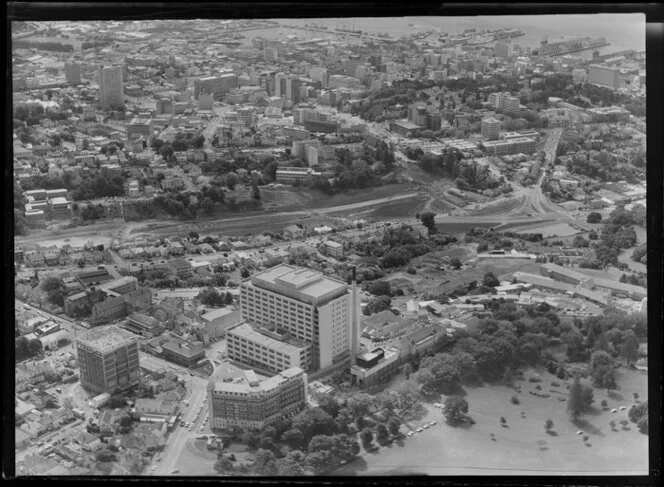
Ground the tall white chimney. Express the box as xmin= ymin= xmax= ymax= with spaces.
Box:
xmin=350 ymin=266 xmax=360 ymax=361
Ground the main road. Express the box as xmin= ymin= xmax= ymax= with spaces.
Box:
xmin=150 ymin=373 xmax=211 ymax=476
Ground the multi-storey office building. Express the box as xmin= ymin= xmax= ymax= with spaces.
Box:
xmin=239 ymin=265 xmax=361 ymax=371
xmin=194 ymin=74 xmax=238 ymax=100
xmin=481 ymin=117 xmax=501 ymax=140
xmin=65 ymin=62 xmax=81 ymax=84
xmin=76 ymin=326 xmax=140 ymax=394
xmin=494 ymin=41 xmax=513 ymax=58
xmin=588 ymin=64 xmax=620 ymax=89
xmin=482 ymin=136 xmax=536 ymax=156
xmin=226 ymin=321 xmax=312 ymax=374
xmin=208 ymin=367 xmax=307 ymax=430
xmin=98 ymin=66 xmax=124 ymax=110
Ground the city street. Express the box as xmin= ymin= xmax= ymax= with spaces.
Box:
xmin=150 ymin=374 xmax=210 ymax=476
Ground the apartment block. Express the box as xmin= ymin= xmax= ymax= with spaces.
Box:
xmin=76 ymin=326 xmax=140 ymax=394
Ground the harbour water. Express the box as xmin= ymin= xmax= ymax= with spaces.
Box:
xmin=248 ymin=14 xmax=644 ymax=59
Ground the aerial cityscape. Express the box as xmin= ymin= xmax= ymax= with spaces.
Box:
xmin=11 ymin=13 xmax=649 ymax=477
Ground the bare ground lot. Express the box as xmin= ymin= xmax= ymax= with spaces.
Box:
xmin=336 ymin=367 xmax=648 ymax=476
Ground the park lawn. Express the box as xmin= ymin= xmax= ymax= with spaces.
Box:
xmin=339 ymin=367 xmax=648 ymax=476
xmin=369 ymin=198 xmax=427 ymax=219
xmin=467 ymin=196 xmax=524 ymax=217
xmin=422 ymin=257 xmax=542 ymax=294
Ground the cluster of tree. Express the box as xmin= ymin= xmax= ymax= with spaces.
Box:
xmin=566 ymin=374 xmax=596 ymax=421
xmin=152 ymin=191 xmax=259 ymax=220
xmin=14 ymin=39 xmax=74 ymax=52
xmin=41 ymin=276 xmax=67 ymax=307
xmin=196 ymin=287 xmax=233 ymax=307
xmin=15 ymin=209 xmax=28 ymax=236
xmin=362 ymin=295 xmax=392 ymax=316
xmin=565 ymin=151 xmax=643 ymax=184
xmin=591 ymin=206 xmax=640 ymax=267
xmin=82 ymin=40 xmax=113 ymax=50
xmin=414 ymin=352 xmax=469 ymax=395
xmin=364 ymin=280 xmax=391 ymax=297
xmin=588 ymin=351 xmax=617 ymax=390
xmin=172 ymin=132 xmax=205 ymax=152
xmin=467 ymin=227 xmax=539 ymax=253
xmin=71 ymin=175 xmax=125 ymax=202
xmin=619 ymin=272 xmax=647 ymax=288
xmin=419 ymin=212 xmax=437 ymax=235
xmin=15 ymin=335 xmax=43 ymax=362
xmin=564 ymin=308 xmax=645 ymax=370
xmin=353 ymin=86 xmax=421 ymax=122
xmin=343 ymin=266 xmax=385 ymax=284
xmin=443 ymin=396 xmax=472 ymax=426
xmin=628 ymin=401 xmax=648 ymax=435
xmin=416 ymin=149 xmax=465 ymax=180
xmin=572 ymin=235 xmax=590 ymax=248
xmin=440 ymin=301 xmax=570 ymax=382
xmin=631 ymin=244 xmax=647 ymax=265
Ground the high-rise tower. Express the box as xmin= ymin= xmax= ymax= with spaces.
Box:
xmin=98 ymin=66 xmax=124 ymax=110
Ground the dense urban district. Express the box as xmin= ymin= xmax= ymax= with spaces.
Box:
xmin=12 ymin=19 xmax=648 ymax=477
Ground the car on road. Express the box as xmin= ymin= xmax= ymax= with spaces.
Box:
xmin=430 ymin=421 xmax=437 ymax=426
xmin=619 ymin=406 xmax=627 ymax=411
xmin=171 ymin=469 xmax=179 ymax=474
xmin=407 ymin=431 xmax=414 ymax=437
xmin=416 ymin=427 xmax=423 ymax=433
xmin=611 ymin=408 xmax=618 ymax=413
xmin=576 ymin=430 xmax=584 ymax=435
xmin=423 ymin=424 xmax=430 ymax=429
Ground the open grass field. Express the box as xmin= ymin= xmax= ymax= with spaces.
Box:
xmin=278 ymin=184 xmax=419 ymax=212
xmin=436 ymin=221 xmax=496 ymax=234
xmin=441 ymin=258 xmax=541 ymax=291
xmin=167 ymin=438 xmax=218 ymax=477
xmin=260 ymin=188 xmax=315 ymax=207
xmin=368 ymin=197 xmax=427 ymax=220
xmin=516 ymin=223 xmax=580 ymax=238
xmin=336 ymin=367 xmax=648 ymax=476
xmin=494 ymin=219 xmax=557 ymax=232
xmin=467 ymin=196 xmax=524 ymax=217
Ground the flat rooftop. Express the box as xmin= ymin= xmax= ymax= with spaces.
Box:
xmin=161 ymin=338 xmax=205 ymax=357
xmin=77 ymin=325 xmax=137 ymax=351
xmin=228 ymin=321 xmax=308 ymax=354
xmin=212 ymin=366 xmax=304 ymax=394
xmin=251 ymin=264 xmax=347 ymax=300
